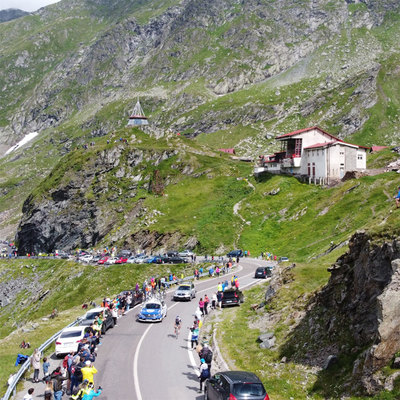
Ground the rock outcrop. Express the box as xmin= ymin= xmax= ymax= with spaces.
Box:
xmin=282 ymin=231 xmax=400 ymax=395
xmin=16 ymin=143 xmax=178 ymax=254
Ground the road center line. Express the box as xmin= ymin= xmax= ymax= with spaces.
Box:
xmin=133 ymin=301 xmax=179 ymax=400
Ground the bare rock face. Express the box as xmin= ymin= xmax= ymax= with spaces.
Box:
xmin=282 ymin=231 xmax=400 ymax=395
xmin=15 ymin=145 xmax=178 ymax=254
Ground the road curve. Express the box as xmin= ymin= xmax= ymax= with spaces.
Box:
xmin=94 ymin=257 xmax=270 ymax=400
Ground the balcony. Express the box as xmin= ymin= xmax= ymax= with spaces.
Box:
xmin=282 ymin=155 xmax=301 ymax=168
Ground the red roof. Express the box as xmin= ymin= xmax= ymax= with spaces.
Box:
xmin=371 ymin=146 xmax=388 ymax=152
xmin=218 ymin=148 xmax=236 ymax=154
xmin=276 ymin=126 xmax=343 ymax=142
xmin=303 ymin=141 xmax=336 ymax=150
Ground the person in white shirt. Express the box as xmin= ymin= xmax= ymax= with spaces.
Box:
xmin=23 ymin=388 xmax=34 ymax=400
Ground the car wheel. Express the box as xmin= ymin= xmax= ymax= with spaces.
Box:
xmin=102 ymin=326 xmax=106 ymax=335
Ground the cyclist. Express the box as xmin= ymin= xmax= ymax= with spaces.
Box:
xmin=174 ymin=316 xmax=182 ymax=338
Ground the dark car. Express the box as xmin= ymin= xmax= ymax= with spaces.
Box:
xmin=254 ymin=267 xmax=272 ymax=279
xmin=205 ymin=370 xmax=269 ymax=400
xmin=167 ymin=255 xmax=188 ymax=264
xmin=79 ymin=307 xmax=114 ymax=334
xmin=227 ymin=249 xmax=243 ymax=258
xmin=221 ymin=289 xmax=244 ymax=307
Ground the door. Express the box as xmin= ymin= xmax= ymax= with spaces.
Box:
xmin=340 ymin=164 xmax=345 ymax=178
xmin=312 ymin=163 xmax=315 ymax=176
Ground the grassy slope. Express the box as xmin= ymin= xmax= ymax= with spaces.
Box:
xmin=0 ymin=257 xmax=195 ymax=395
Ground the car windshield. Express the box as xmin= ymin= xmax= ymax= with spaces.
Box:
xmin=233 ymin=383 xmax=266 ymax=396
xmin=145 ymin=303 xmax=160 ymax=309
xmin=60 ymin=330 xmax=83 ymax=338
xmin=84 ymin=311 xmax=100 ymax=320
xmin=177 ymin=285 xmax=190 ymax=291
xmin=256 ymin=268 xmax=264 ymax=272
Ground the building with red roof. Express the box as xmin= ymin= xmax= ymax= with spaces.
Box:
xmin=255 ymin=126 xmax=369 ymax=182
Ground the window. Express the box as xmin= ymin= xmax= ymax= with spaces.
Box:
xmin=340 ymin=151 xmax=344 ymax=155
xmin=312 ymin=162 xmax=315 ymax=176
xmin=358 ymin=154 xmax=363 ymax=160
xmin=307 ymin=163 xmax=310 ymax=176
xmin=317 ymin=150 xmax=319 ymax=156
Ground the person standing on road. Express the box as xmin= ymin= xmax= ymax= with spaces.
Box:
xmin=82 ymin=383 xmax=102 ymax=399
xmin=71 ymin=379 xmax=89 ymax=400
xmin=44 ymin=379 xmax=53 ymax=400
xmin=51 ymin=367 xmax=67 ymax=400
xmin=81 ymin=361 xmax=97 ymax=385
xmin=211 ymin=293 xmax=217 ymax=309
xmin=23 ymin=388 xmax=34 ymax=400
xmin=31 ymin=348 xmax=41 ymax=383
xmin=42 ymin=356 xmax=50 ymax=380
xmin=111 ymin=304 xmax=118 ymax=327
xmin=198 ymin=358 xmax=210 ymax=393
xmin=190 ymin=326 xmax=199 ymax=349
xmin=204 ymin=295 xmax=210 ymax=315
xmin=198 ymin=298 xmax=205 ymax=316
xmin=217 ymin=291 xmax=223 ymax=308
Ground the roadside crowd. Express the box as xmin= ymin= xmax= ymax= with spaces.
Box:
xmin=190 ymin=274 xmax=240 ymax=393
xmin=19 ymin=260 xmax=240 ymax=400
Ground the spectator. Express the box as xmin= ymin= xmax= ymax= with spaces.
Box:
xmin=44 ymin=379 xmax=53 ymax=400
xmin=50 ymin=367 xmax=67 ymax=400
xmin=394 ymin=186 xmax=400 ymax=208
xmin=198 ymin=358 xmax=210 ymax=393
xmin=23 ymin=388 xmax=34 ymax=400
xmin=81 ymin=360 xmax=97 ymax=385
xmin=82 ymin=383 xmax=102 ymax=399
xmin=31 ymin=348 xmax=41 ymax=383
xmin=42 ymin=356 xmax=50 ymax=379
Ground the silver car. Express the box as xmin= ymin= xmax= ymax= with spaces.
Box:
xmin=173 ymin=283 xmax=196 ymax=301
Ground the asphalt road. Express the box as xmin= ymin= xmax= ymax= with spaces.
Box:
xmin=94 ymin=257 xmax=271 ymax=400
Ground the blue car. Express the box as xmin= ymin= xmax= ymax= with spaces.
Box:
xmin=137 ymin=299 xmax=167 ymax=322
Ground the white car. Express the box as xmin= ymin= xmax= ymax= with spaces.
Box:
xmin=173 ymin=283 xmax=196 ymax=301
xmin=178 ymin=250 xmax=194 ymax=258
xmin=55 ymin=326 xmax=88 ymax=356
xmin=105 ymin=257 xmax=118 ymax=265
xmin=79 ymin=254 xmax=93 ymax=263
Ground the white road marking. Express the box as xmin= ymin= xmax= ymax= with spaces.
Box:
xmin=133 ymin=302 xmax=179 ymax=400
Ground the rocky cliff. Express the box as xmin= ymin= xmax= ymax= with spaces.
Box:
xmin=282 ymin=231 xmax=400 ymax=395
xmin=1 ymin=0 xmax=400 ymax=145
xmin=16 ymin=137 xmax=180 ymax=254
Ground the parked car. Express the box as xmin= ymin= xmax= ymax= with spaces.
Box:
xmin=221 ymin=289 xmax=244 ymax=307
xmin=79 ymin=307 xmax=115 ymax=334
xmin=173 ymin=282 xmax=196 ymax=301
xmin=137 ymin=298 xmax=167 ymax=322
xmin=167 ymin=255 xmax=188 ymax=264
xmin=254 ymin=267 xmax=272 ymax=279
xmin=227 ymin=249 xmax=243 ymax=258
xmin=145 ymin=255 xmax=162 ymax=264
xmin=178 ymin=249 xmax=194 ymax=258
xmin=115 ymin=256 xmax=128 ymax=264
xmin=98 ymin=257 xmax=109 ymax=265
xmin=79 ymin=254 xmax=93 ymax=263
xmin=278 ymin=257 xmax=289 ymax=263
xmin=105 ymin=257 xmax=118 ymax=265
xmin=205 ymin=371 xmax=269 ymax=400
xmin=133 ymin=255 xmax=148 ymax=264
xmin=55 ymin=326 xmax=89 ymax=357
